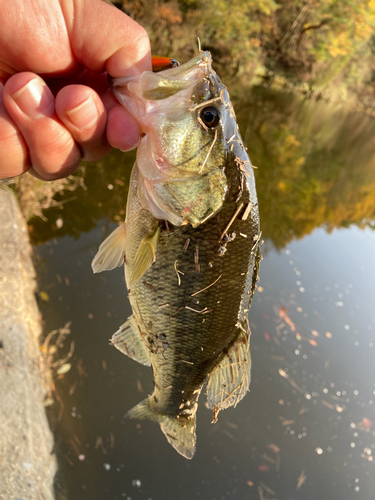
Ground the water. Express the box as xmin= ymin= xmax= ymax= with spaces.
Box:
xmin=31 ymin=87 xmax=375 ymax=500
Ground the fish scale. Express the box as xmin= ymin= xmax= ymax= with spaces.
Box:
xmin=124 ymin=155 xmax=259 ymax=440
xmin=92 ymin=51 xmax=260 ymax=458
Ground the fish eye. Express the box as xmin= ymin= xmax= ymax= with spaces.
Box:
xmin=199 ymin=106 xmax=220 ymax=129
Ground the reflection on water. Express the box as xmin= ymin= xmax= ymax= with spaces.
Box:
xmin=29 ymin=88 xmax=375 ymax=249
xmin=28 ymin=150 xmax=133 ymax=245
xmin=31 ymin=88 xmax=375 ymax=500
xmin=241 ymin=87 xmax=375 ymax=249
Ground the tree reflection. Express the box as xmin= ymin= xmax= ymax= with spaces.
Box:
xmin=27 ymin=150 xmax=134 ymax=245
xmin=27 ymin=88 xmax=375 ymax=249
xmin=237 ymin=87 xmax=375 ymax=248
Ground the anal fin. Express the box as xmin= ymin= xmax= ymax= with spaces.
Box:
xmin=111 ymin=316 xmax=151 ymax=366
xmin=206 ymin=324 xmax=251 ymax=413
xmin=92 ymin=222 xmax=127 ymax=273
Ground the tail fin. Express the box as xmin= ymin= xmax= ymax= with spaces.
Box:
xmin=125 ymin=397 xmax=196 ymax=459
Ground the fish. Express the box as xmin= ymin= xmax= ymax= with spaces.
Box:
xmin=92 ymin=51 xmax=261 ymax=459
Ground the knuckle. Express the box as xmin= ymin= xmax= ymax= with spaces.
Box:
xmin=0 ymin=117 xmax=29 ymax=178
xmin=134 ymin=29 xmax=151 ymax=55
xmin=0 ymin=114 xmax=21 ymax=144
xmin=31 ymin=128 xmax=82 ymax=178
xmin=44 ymin=126 xmax=76 ymax=156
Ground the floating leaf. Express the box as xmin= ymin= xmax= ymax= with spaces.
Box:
xmin=39 ymin=291 xmax=49 ymax=301
xmin=56 ymin=363 xmax=72 ymax=375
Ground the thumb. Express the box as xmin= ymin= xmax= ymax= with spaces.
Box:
xmin=61 ymin=0 xmax=151 ymax=77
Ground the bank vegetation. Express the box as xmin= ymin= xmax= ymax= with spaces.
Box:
xmin=115 ymin=0 xmax=375 ymax=111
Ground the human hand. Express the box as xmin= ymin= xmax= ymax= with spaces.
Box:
xmin=0 ymin=0 xmax=151 ymax=180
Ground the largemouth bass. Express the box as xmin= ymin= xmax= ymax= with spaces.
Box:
xmin=92 ymin=51 xmax=261 ymax=459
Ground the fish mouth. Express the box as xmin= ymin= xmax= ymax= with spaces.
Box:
xmin=108 ymin=51 xmax=214 ymax=97
xmin=107 ymin=51 xmax=233 ymax=227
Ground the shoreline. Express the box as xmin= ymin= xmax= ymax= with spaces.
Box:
xmin=0 ymin=187 xmax=57 ymax=500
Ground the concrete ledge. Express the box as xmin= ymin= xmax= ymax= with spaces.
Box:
xmin=0 ymin=188 xmax=56 ymax=500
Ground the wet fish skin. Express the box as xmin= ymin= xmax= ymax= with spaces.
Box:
xmin=123 ymin=160 xmax=259 ymax=458
xmin=93 ymin=52 xmax=260 ymax=459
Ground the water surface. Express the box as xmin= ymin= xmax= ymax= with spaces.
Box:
xmin=32 ymin=87 xmax=375 ymax=500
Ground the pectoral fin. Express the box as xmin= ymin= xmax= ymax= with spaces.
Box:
xmin=206 ymin=326 xmax=251 ymax=413
xmin=128 ymin=226 xmax=160 ymax=287
xmin=91 ymin=222 xmax=127 ymax=273
xmin=111 ymin=316 xmax=151 ymax=366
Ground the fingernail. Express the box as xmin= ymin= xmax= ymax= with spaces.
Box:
xmin=119 ymin=137 xmax=140 ymax=153
xmin=11 ymin=78 xmax=54 ymax=118
xmin=66 ymin=95 xmax=98 ymax=130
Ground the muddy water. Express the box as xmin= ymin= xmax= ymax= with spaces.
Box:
xmin=32 ymin=87 xmax=375 ymax=500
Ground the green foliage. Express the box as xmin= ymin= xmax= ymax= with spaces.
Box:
xmin=118 ymin=0 xmax=375 ymax=105
xmin=236 ymin=87 xmax=375 ymax=248
xmin=26 ymin=87 xmax=375 ymax=251
xmin=20 ymin=2 xmax=375 ymax=247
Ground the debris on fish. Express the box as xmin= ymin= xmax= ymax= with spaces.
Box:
xmin=92 ymin=50 xmax=260 ymax=459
